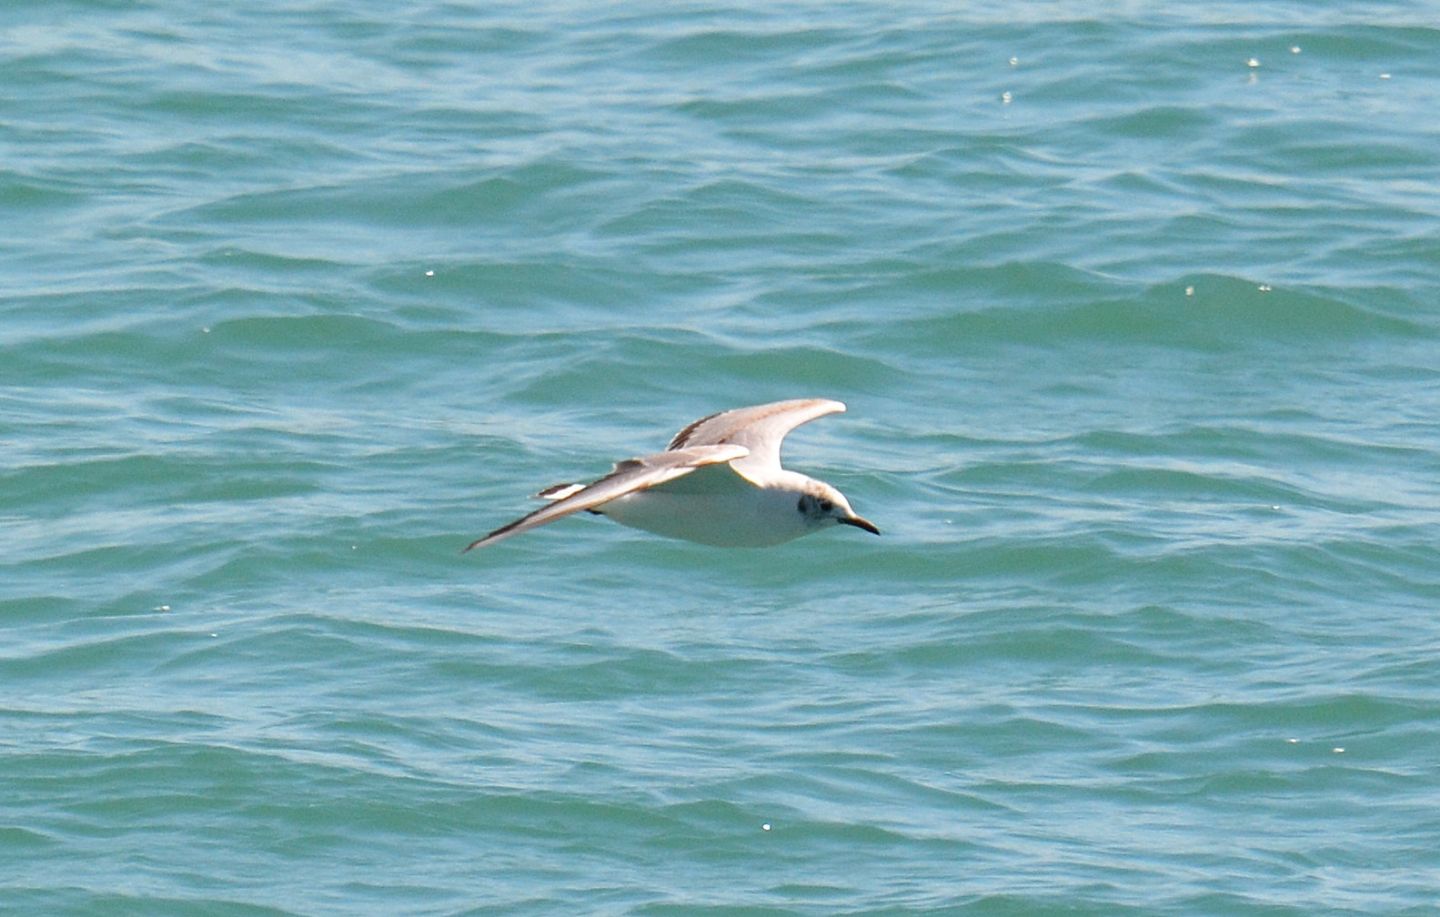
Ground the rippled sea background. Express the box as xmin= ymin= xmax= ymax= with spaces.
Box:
xmin=5 ymin=1 xmax=1440 ymax=913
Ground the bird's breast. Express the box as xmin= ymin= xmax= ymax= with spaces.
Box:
xmin=599 ymin=486 xmax=810 ymax=547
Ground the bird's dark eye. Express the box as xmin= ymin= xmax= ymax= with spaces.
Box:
xmin=818 ymin=499 xmax=833 ymax=512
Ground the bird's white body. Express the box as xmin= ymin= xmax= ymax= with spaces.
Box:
xmin=600 ymin=467 xmax=817 ymax=547
xmin=463 ymin=399 xmax=878 ymax=552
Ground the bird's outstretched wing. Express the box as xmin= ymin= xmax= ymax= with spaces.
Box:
xmin=462 ymin=443 xmax=749 ymax=552
xmin=666 ymin=398 xmax=845 ymax=477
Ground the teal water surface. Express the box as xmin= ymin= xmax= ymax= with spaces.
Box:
xmin=4 ymin=2 xmax=1440 ymax=914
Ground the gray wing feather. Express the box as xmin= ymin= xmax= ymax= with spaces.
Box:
xmin=463 ymin=443 xmax=749 ymax=552
xmin=667 ymin=398 xmax=845 ymax=474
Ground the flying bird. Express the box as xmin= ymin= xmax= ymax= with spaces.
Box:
xmin=463 ymin=398 xmax=879 ymax=551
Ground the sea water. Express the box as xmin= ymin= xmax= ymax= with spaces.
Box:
xmin=3 ymin=2 xmax=1439 ymax=913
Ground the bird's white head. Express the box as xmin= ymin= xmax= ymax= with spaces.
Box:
xmin=796 ymin=480 xmax=880 ymax=536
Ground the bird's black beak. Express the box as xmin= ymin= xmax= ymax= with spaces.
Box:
xmin=841 ymin=515 xmax=881 ymax=535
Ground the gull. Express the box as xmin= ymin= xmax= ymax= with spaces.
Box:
xmin=463 ymin=398 xmax=879 ymax=552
